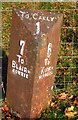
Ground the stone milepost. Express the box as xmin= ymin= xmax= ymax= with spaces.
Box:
xmin=7 ymin=9 xmax=63 ymax=119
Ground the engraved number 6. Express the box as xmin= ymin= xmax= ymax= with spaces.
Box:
xmin=47 ymin=43 xmax=52 ymax=58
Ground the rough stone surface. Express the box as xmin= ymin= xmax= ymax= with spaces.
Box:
xmin=7 ymin=9 xmax=63 ymax=119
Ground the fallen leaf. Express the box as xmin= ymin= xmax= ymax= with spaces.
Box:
xmin=1 ymin=105 xmax=9 ymax=112
xmin=1 ymin=107 xmax=5 ymax=112
xmin=65 ymin=111 xmax=77 ymax=118
xmin=4 ymin=105 xmax=9 ymax=112
xmin=65 ymin=106 xmax=77 ymax=118
xmin=51 ymin=102 xmax=55 ymax=107
xmin=67 ymin=106 xmax=74 ymax=111
xmin=74 ymin=100 xmax=78 ymax=106
xmin=69 ymin=95 xmax=73 ymax=100
xmin=59 ymin=92 xmax=68 ymax=100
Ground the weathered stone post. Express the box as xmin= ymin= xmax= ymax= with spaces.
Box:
xmin=7 ymin=9 xmax=63 ymax=119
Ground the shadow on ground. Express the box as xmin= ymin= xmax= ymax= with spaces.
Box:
xmin=2 ymin=49 xmax=8 ymax=99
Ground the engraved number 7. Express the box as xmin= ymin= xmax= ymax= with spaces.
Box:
xmin=20 ymin=40 xmax=25 ymax=56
